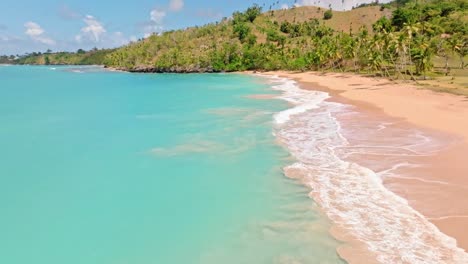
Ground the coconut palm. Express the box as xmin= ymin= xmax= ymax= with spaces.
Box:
xmin=402 ymin=22 xmax=420 ymax=79
xmin=412 ymin=41 xmax=434 ymax=79
xmin=447 ymin=34 xmax=467 ymax=69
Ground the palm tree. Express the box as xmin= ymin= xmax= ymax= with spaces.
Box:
xmin=382 ymin=32 xmax=401 ymax=79
xmin=395 ymin=33 xmax=409 ymax=79
xmin=341 ymin=34 xmax=358 ymax=72
xmin=447 ymin=34 xmax=467 ymax=69
xmin=355 ymin=26 xmax=370 ymax=73
xmin=367 ymin=34 xmax=386 ymax=76
xmin=402 ymin=22 xmax=420 ymax=79
xmin=412 ymin=41 xmax=433 ymax=79
xmin=435 ymin=36 xmax=451 ymax=75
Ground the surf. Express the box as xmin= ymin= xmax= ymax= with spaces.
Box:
xmin=266 ymin=75 xmax=468 ymax=263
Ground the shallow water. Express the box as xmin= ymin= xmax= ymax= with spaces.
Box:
xmin=267 ymin=75 xmax=468 ymax=263
xmin=0 ymin=66 xmax=343 ymax=264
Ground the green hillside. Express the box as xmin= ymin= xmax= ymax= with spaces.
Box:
xmin=103 ymin=5 xmax=394 ymax=72
xmin=103 ymin=0 xmax=466 ymax=82
xmin=15 ymin=49 xmax=114 ymax=65
xmin=8 ymin=0 xmax=467 ymax=93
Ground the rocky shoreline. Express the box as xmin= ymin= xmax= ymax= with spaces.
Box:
xmin=109 ymin=65 xmax=222 ymax=74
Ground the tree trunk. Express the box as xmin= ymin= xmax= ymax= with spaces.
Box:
xmin=407 ymin=42 xmax=415 ymax=80
xmin=445 ymin=54 xmax=449 ymax=75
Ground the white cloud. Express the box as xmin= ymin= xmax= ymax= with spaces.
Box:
xmin=281 ymin=4 xmax=289 ymax=9
xmin=24 ymin=22 xmax=56 ymax=45
xmin=169 ymin=0 xmax=184 ymax=11
xmin=140 ymin=1 xmax=183 ymax=39
xmin=76 ymin=15 xmax=106 ymax=43
xmin=110 ymin=31 xmax=131 ymax=46
xmin=143 ymin=8 xmax=166 ymax=38
xmin=25 ymin=22 xmax=44 ymax=36
xmin=71 ymin=14 xmax=137 ymax=49
xmin=150 ymin=9 xmax=166 ymax=24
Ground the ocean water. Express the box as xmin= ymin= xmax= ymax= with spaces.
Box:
xmin=267 ymin=76 xmax=468 ymax=263
xmin=0 ymin=66 xmax=343 ymax=264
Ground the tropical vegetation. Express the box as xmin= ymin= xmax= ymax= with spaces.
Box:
xmin=14 ymin=48 xmax=114 ymax=65
xmin=103 ymin=0 xmax=466 ymax=80
xmin=5 ymin=0 xmax=468 ymax=82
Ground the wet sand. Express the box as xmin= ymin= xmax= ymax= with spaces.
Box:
xmin=264 ymin=71 xmax=468 ymax=143
xmin=258 ymin=71 xmax=468 ymax=263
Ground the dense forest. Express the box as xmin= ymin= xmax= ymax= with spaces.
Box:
xmin=101 ymin=0 xmax=467 ymax=80
xmin=6 ymin=0 xmax=468 ymax=81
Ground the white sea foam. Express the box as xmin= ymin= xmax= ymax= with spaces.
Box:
xmin=265 ymin=76 xmax=330 ymax=124
xmin=266 ymin=75 xmax=468 ymax=263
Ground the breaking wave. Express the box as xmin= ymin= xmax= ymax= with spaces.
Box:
xmin=265 ymin=75 xmax=468 ymax=263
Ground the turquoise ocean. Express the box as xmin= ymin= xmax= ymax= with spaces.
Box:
xmin=0 ymin=66 xmax=343 ymax=264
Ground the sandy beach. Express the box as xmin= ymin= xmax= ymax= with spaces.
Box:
xmin=260 ymin=71 xmax=468 ymax=263
xmin=265 ymin=71 xmax=468 ymax=143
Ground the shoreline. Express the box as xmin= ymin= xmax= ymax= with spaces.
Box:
xmin=259 ymin=71 xmax=468 ymax=263
xmin=261 ymin=71 xmax=468 ymax=143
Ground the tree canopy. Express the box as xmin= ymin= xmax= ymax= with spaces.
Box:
xmin=7 ymin=0 xmax=467 ymax=80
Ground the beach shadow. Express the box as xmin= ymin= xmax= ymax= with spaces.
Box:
xmin=374 ymin=82 xmax=393 ymax=86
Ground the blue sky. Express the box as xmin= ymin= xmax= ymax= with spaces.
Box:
xmin=0 ymin=0 xmax=284 ymax=54
xmin=0 ymin=0 xmax=382 ymax=55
